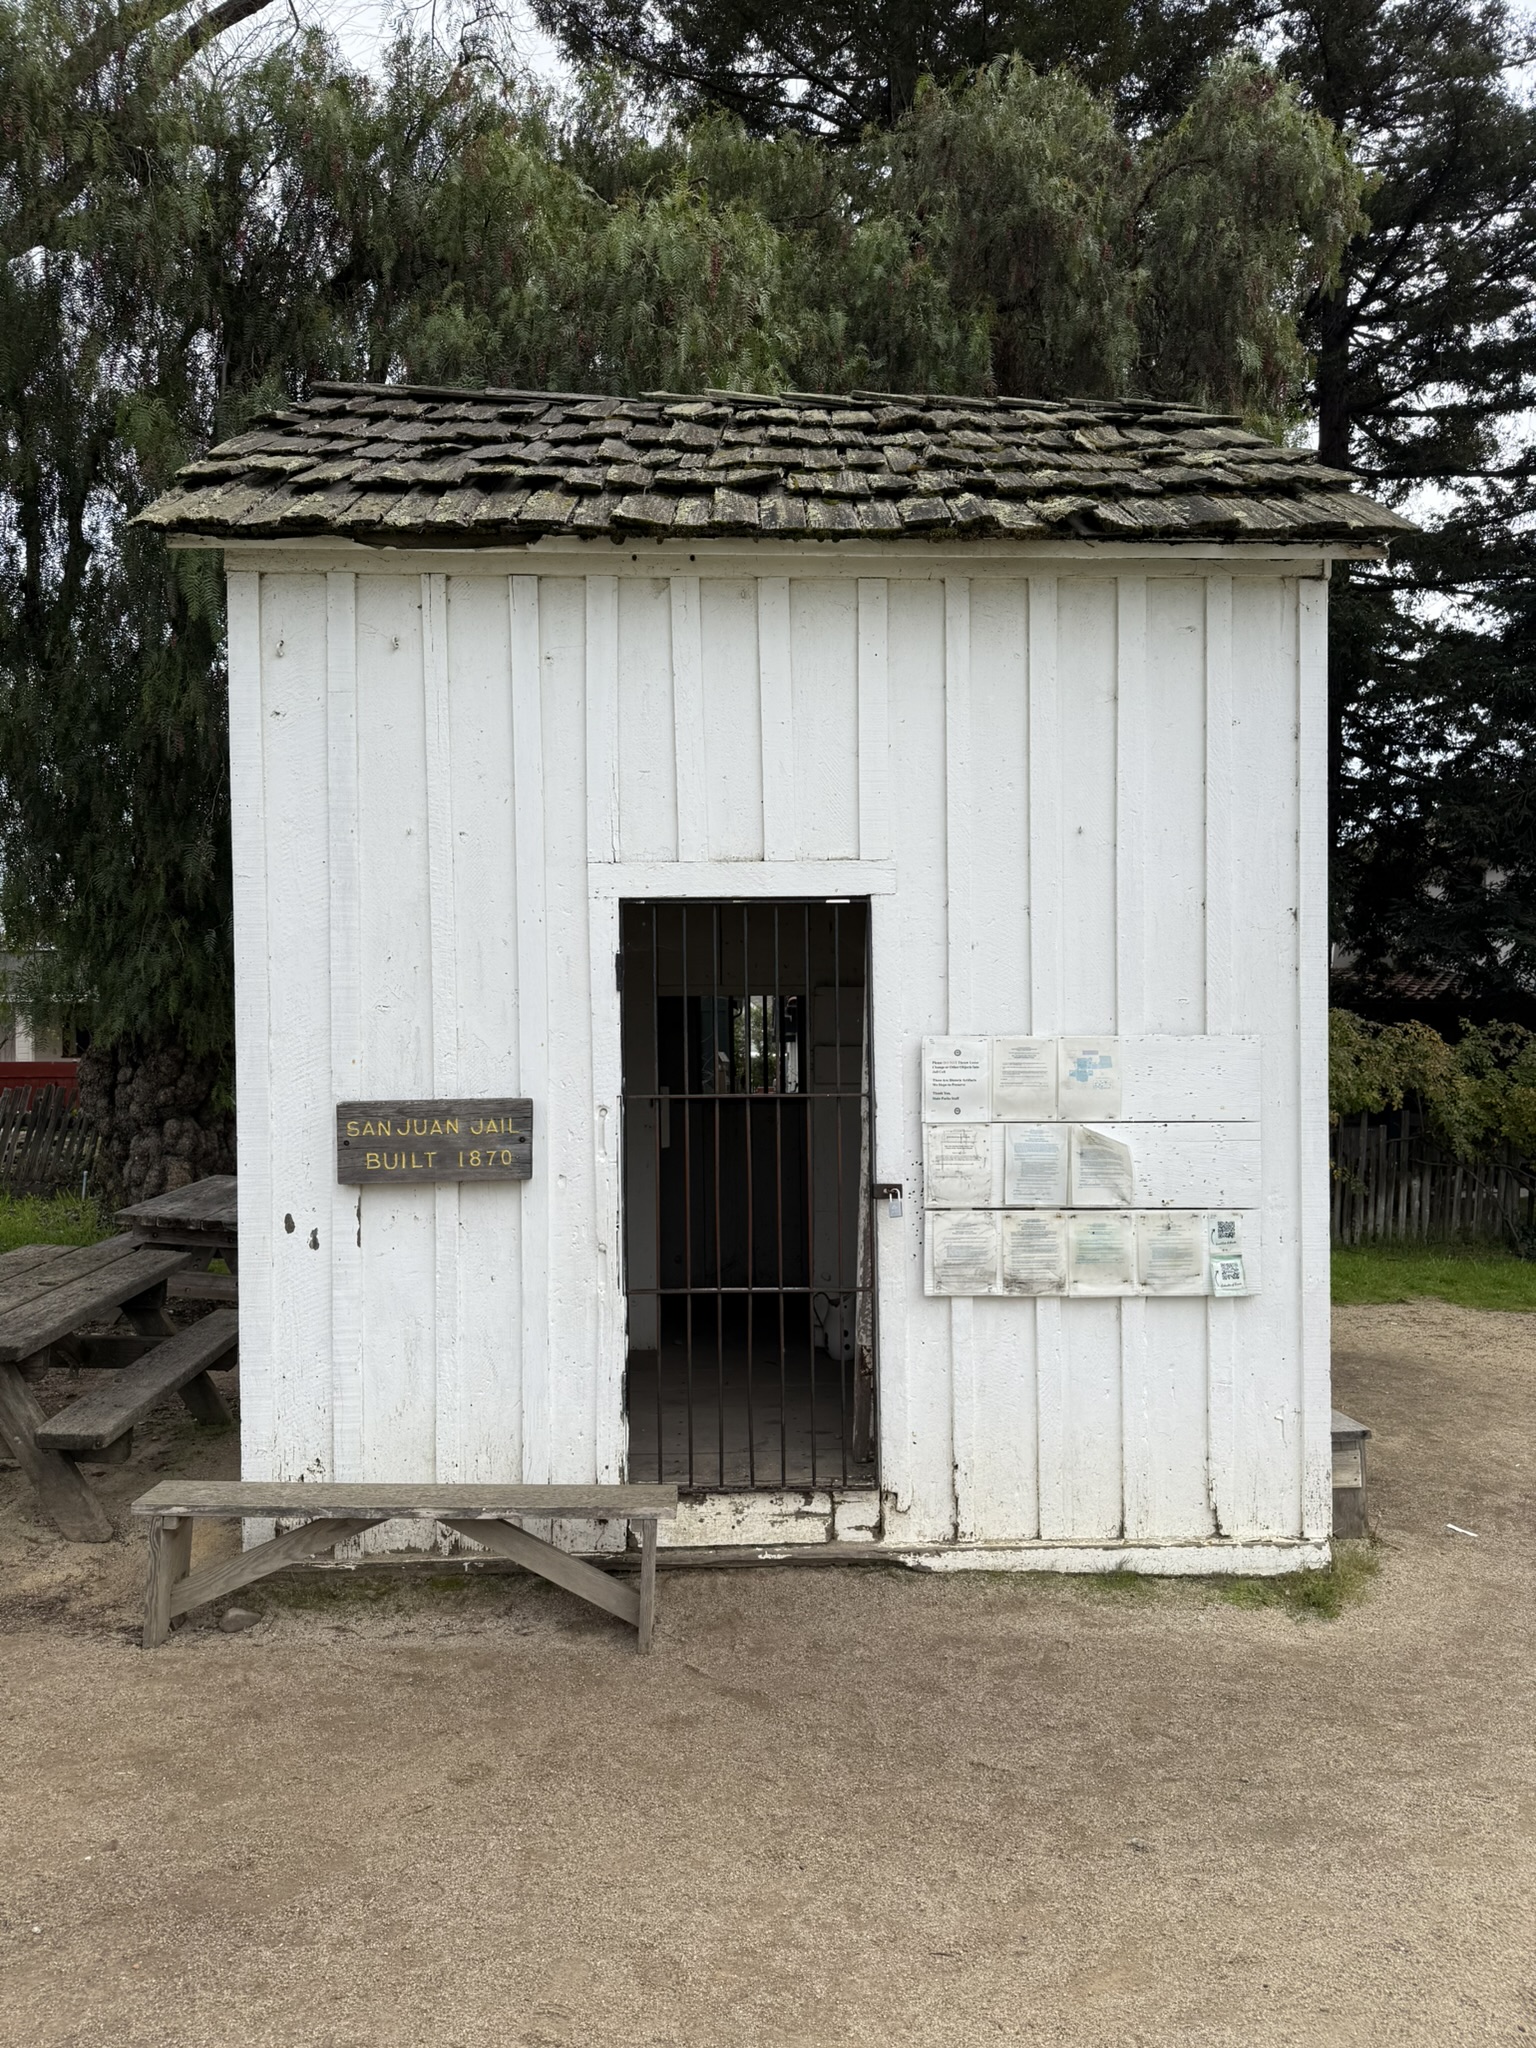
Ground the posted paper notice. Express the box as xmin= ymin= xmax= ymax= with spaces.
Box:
xmin=1137 ymin=1211 xmax=1208 ymax=1295
xmin=922 ymin=1037 xmax=992 ymax=1122
xmin=1069 ymin=1125 xmax=1135 ymax=1206
xmin=1000 ymin=1212 xmax=1068 ymax=1294
xmin=1002 ymin=1124 xmax=1070 ymax=1206
xmin=991 ymin=1036 xmax=1058 ymax=1120
xmin=924 ymin=1124 xmax=998 ymax=1207
xmin=1066 ymin=1210 xmax=1137 ymax=1295
xmin=1208 ymin=1212 xmax=1243 ymax=1254
xmin=1058 ymin=1037 xmax=1122 ymax=1119
xmin=1210 ymin=1253 xmax=1248 ymax=1296
xmin=928 ymin=1210 xmax=999 ymax=1296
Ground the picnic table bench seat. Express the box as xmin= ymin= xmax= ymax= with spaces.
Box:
xmin=131 ymin=1481 xmax=680 ymax=1654
xmin=37 ymin=1309 xmax=237 ymax=1456
xmin=0 ymin=1238 xmax=209 ymax=1542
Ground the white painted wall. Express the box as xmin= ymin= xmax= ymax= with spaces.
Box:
xmin=226 ymin=540 xmax=1332 ymax=1559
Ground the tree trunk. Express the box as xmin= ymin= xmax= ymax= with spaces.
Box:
xmin=1315 ymin=277 xmax=1353 ymax=472
xmin=76 ymin=1039 xmax=234 ymax=1206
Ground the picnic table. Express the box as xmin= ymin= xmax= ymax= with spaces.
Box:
xmin=0 ymin=1238 xmax=237 ymax=1542
xmin=117 ymin=1175 xmax=238 ymax=1264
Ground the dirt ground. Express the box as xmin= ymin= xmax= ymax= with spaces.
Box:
xmin=0 ymin=1302 xmax=1532 ymax=2048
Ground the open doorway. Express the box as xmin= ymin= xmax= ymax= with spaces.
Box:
xmin=620 ymin=899 xmax=876 ymax=1490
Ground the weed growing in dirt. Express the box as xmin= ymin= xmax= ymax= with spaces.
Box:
xmin=1219 ymin=1540 xmax=1380 ymax=1620
xmin=1054 ymin=1543 xmax=1381 ymax=1621
xmin=1076 ymin=1567 xmax=1159 ymax=1601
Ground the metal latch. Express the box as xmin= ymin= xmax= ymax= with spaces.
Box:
xmin=873 ymin=1183 xmax=903 ymax=1219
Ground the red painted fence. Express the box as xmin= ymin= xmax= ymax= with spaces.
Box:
xmin=0 ymin=1061 xmax=78 ymax=1108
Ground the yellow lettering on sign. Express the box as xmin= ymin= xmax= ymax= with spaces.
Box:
xmin=345 ymin=1120 xmax=361 ymax=1138
xmin=365 ymin=1152 xmax=380 ymax=1169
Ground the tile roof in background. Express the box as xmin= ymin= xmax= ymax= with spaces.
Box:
xmin=139 ymin=382 xmax=1413 ymax=547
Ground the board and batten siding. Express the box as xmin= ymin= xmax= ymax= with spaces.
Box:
xmin=227 ymin=551 xmax=1331 ymax=1557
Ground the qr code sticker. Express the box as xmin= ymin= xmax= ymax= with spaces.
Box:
xmin=1211 ymin=1217 xmax=1240 ymax=1247
xmin=1211 ymin=1256 xmax=1247 ymax=1297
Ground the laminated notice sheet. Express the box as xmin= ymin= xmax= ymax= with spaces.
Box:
xmin=991 ymin=1036 xmax=1058 ymax=1120
xmin=1000 ymin=1212 xmax=1068 ymax=1295
xmin=924 ymin=1123 xmax=998 ymax=1208
xmin=1210 ymin=1253 xmax=1248 ymax=1296
xmin=922 ymin=1037 xmax=992 ymax=1122
xmin=1069 ymin=1125 xmax=1135 ymax=1207
xmin=928 ymin=1210 xmax=999 ymax=1296
xmin=1137 ymin=1211 xmax=1208 ymax=1295
xmin=1207 ymin=1212 xmax=1243 ymax=1254
xmin=1066 ymin=1210 xmax=1137 ymax=1295
xmin=1003 ymin=1124 xmax=1070 ymax=1207
xmin=1058 ymin=1037 xmax=1122 ymax=1119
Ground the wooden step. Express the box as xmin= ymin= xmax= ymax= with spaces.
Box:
xmin=37 ymin=1311 xmax=238 ymax=1452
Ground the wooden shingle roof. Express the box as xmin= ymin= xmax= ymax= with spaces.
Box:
xmin=140 ymin=381 xmax=1412 ymax=547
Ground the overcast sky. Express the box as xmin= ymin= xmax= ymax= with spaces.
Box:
xmin=314 ymin=0 xmax=570 ymax=81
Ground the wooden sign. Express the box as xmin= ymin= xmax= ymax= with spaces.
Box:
xmin=336 ymin=1099 xmax=533 ymax=1186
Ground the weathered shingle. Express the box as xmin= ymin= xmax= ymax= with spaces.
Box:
xmin=137 ymin=380 xmax=1413 ymax=548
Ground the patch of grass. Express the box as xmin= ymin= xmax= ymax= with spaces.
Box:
xmin=1219 ymin=1539 xmax=1380 ymax=1621
xmin=253 ymin=1563 xmax=536 ymax=1614
xmin=0 ymin=1191 xmax=112 ymax=1255
xmin=1332 ymin=1240 xmax=1536 ymax=1312
xmin=1075 ymin=1566 xmax=1159 ymax=1601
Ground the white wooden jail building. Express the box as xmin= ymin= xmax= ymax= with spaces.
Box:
xmin=144 ymin=382 xmax=1407 ymax=1571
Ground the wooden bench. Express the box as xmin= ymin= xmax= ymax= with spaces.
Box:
xmin=37 ymin=1310 xmax=237 ymax=1461
xmin=131 ymin=1481 xmax=680 ymax=1654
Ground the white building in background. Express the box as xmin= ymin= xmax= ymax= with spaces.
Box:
xmin=144 ymin=381 xmax=1409 ymax=1571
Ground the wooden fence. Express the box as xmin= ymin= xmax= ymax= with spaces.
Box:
xmin=0 ymin=1085 xmax=98 ymax=1197
xmin=1331 ymin=1111 xmax=1534 ymax=1245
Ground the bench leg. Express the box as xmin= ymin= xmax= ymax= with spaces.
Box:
xmin=121 ymin=1280 xmax=178 ymax=1343
xmin=144 ymin=1514 xmax=193 ymax=1648
xmin=177 ymin=1370 xmax=234 ymax=1428
xmin=169 ymin=1517 xmax=380 ymax=1624
xmin=0 ymin=1359 xmax=112 ymax=1543
xmin=442 ymin=1518 xmax=643 ymax=1638
xmin=638 ymin=1517 xmax=658 ymax=1655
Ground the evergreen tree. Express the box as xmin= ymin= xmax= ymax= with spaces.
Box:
xmin=530 ymin=0 xmax=1262 ymax=137
xmin=1283 ymin=0 xmax=1536 ymax=1018
xmin=0 ymin=5 xmax=1365 ymax=1191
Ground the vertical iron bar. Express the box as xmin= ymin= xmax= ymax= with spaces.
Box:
xmin=803 ymin=902 xmax=817 ymax=1489
xmin=774 ymin=905 xmax=788 ymax=1488
xmin=650 ymin=904 xmax=663 ymax=1483
xmin=681 ymin=904 xmax=695 ymax=1489
xmin=743 ymin=904 xmax=756 ymax=1488
xmin=865 ymin=909 xmax=877 ymax=1479
xmin=712 ymin=906 xmax=725 ymax=1487
xmin=833 ymin=902 xmax=849 ymax=1486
